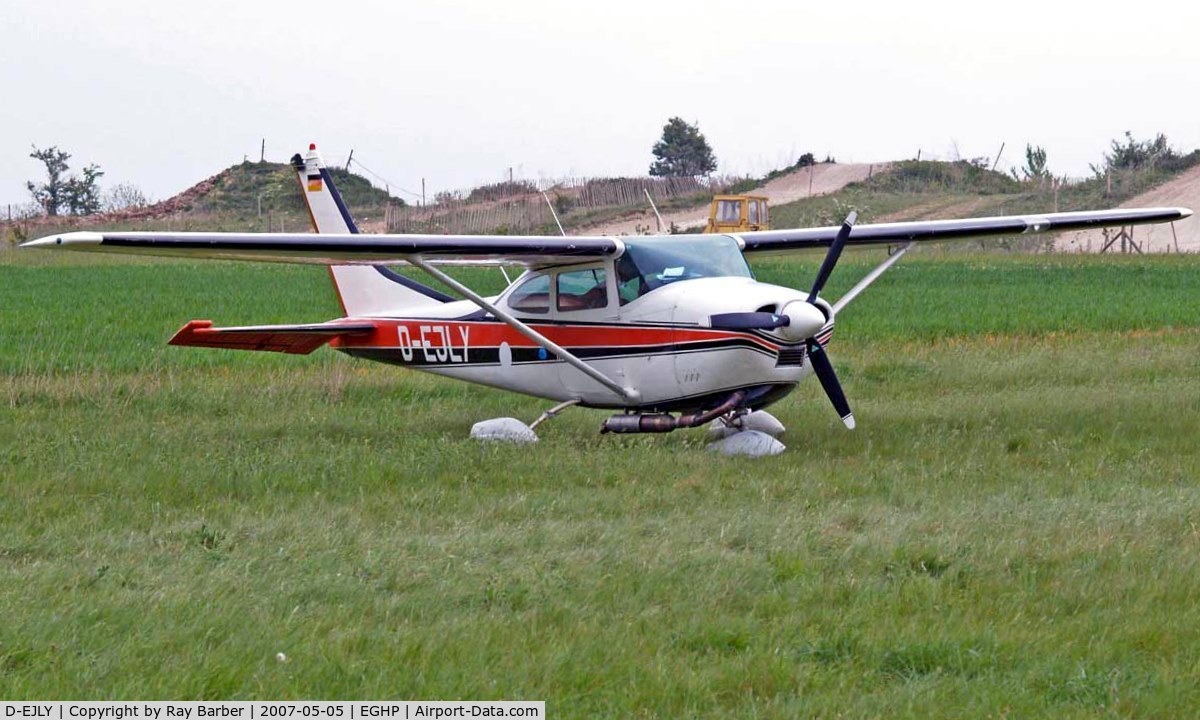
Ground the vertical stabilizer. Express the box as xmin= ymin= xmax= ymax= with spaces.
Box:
xmin=292 ymin=145 xmax=450 ymax=317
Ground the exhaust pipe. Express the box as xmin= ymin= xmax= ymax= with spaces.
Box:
xmin=601 ymin=391 xmax=745 ymax=434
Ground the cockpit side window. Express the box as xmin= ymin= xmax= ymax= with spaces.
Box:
xmin=507 ymin=273 xmax=551 ymax=314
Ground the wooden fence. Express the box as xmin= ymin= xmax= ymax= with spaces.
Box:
xmin=386 ymin=175 xmax=740 ymax=235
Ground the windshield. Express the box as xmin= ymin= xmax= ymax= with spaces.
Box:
xmin=616 ymin=235 xmax=751 ymax=304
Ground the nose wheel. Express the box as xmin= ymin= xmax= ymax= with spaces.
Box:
xmin=706 ymin=409 xmax=787 ymax=456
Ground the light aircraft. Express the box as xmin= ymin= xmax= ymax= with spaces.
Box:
xmin=23 ymin=145 xmax=1192 ymax=454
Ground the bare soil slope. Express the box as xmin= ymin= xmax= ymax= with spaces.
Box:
xmin=579 ymin=162 xmax=885 ymax=235
xmin=1065 ymin=165 xmax=1200 ymax=252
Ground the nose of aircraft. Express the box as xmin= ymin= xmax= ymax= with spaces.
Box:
xmin=777 ymin=299 xmax=828 ymax=342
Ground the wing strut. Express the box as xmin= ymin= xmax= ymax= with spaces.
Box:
xmin=831 ymin=241 xmax=915 ymax=314
xmin=407 ymin=257 xmax=640 ymax=403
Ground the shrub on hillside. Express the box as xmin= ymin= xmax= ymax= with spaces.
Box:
xmin=860 ymin=160 xmax=1020 ymax=195
xmin=466 ymin=180 xmax=539 ymax=203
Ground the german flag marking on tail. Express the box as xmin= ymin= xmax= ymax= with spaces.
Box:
xmin=307 ymin=174 xmax=323 ymax=192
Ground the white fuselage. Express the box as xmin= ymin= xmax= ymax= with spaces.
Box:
xmin=335 ymin=263 xmax=828 ymax=412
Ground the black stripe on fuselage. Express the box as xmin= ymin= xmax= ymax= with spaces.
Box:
xmin=319 ymin=167 xmax=360 ymax=234
xmin=374 ymin=315 xmax=808 ymax=348
xmin=339 ymin=337 xmax=780 ymax=368
xmin=373 ymin=266 xmax=456 ymax=303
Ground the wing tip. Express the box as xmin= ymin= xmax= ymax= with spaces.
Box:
xmin=20 ymin=231 xmax=103 ymax=249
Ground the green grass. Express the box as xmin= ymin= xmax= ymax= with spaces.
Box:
xmin=2 ymin=249 xmax=1200 ymax=716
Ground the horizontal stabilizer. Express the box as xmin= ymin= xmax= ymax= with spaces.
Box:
xmin=169 ymin=320 xmax=378 ymax=354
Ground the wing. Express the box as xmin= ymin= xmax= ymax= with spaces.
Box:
xmin=21 ymin=207 xmax=1190 ymax=264
xmin=21 ymin=231 xmax=621 ymax=268
xmin=169 ymin=320 xmax=379 ymax=354
xmin=739 ymin=207 xmax=1192 ymax=254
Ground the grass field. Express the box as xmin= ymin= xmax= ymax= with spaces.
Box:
xmin=2 ymin=248 xmax=1199 ymax=716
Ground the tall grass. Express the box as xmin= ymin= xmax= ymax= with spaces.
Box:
xmin=1 ymin=250 xmax=1198 ymax=715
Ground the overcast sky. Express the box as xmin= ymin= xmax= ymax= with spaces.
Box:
xmin=3 ymin=0 xmax=1198 ymax=208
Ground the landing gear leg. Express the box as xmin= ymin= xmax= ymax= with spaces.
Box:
xmin=470 ymin=399 xmax=581 ymax=443
xmin=710 ymin=408 xmax=751 ymax=437
xmin=530 ymin=398 xmax=581 ymax=431
xmin=708 ymin=409 xmax=786 ymax=439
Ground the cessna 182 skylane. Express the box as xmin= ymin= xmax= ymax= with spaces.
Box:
xmin=24 ymin=145 xmax=1192 ymax=453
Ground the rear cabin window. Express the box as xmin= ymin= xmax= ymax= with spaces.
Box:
xmin=556 ymin=267 xmax=608 ymax=311
xmin=508 ymin=274 xmax=550 ymax=314
xmin=748 ymin=200 xmax=759 ymax=224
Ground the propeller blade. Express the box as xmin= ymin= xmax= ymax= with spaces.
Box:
xmin=709 ymin=312 xmax=790 ymax=331
xmin=807 ymin=211 xmax=857 ymax=304
xmin=806 ymin=339 xmax=855 ymax=429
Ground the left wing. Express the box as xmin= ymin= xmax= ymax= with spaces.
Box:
xmin=21 ymin=231 xmax=621 ymax=267
xmin=169 ymin=320 xmax=378 ymax=354
xmin=738 ymin=207 xmax=1191 ymax=254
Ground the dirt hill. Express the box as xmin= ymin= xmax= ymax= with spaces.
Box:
xmin=1063 ymin=164 xmax=1200 ymax=252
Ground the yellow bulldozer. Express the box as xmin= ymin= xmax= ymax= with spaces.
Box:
xmin=704 ymin=195 xmax=770 ymax=234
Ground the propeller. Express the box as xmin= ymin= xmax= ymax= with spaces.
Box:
xmin=806 ymin=337 xmax=855 ymax=428
xmin=804 ymin=212 xmax=857 ymax=429
xmin=808 ymin=210 xmax=857 ymax=304
xmin=708 ymin=212 xmax=859 ymax=429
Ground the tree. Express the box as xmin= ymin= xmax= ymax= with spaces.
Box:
xmin=649 ymin=117 xmax=717 ymax=177
xmin=1017 ymin=144 xmax=1050 ymax=182
xmin=26 ymin=146 xmax=71 ymax=216
xmin=103 ymin=183 xmax=150 ymax=213
xmin=1104 ymin=131 xmax=1174 ymax=171
xmin=26 ymin=146 xmax=106 ymax=216
xmin=65 ymin=163 xmax=104 ymax=215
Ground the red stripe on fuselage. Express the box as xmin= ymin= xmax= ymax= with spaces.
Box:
xmin=331 ymin=320 xmax=783 ymax=354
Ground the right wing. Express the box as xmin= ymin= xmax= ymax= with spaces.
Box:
xmin=738 ymin=207 xmax=1191 ymax=254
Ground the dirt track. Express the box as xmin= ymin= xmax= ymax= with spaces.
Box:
xmin=1064 ymin=166 xmax=1200 ymax=253
xmin=579 ymin=162 xmax=885 ymax=236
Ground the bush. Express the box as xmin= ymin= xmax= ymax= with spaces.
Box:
xmin=861 ymin=160 xmax=1020 ymax=195
xmin=466 ymin=180 xmax=539 ymax=203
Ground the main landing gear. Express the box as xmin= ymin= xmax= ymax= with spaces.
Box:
xmin=470 ymin=395 xmax=786 ymax=456
xmin=468 ymin=399 xmax=581 ymax=444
